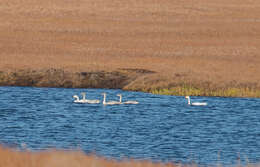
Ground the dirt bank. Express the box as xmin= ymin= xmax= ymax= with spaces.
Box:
xmin=0 ymin=146 xmax=259 ymax=167
xmin=0 ymin=68 xmax=259 ymax=97
xmin=0 ymin=68 xmax=155 ymax=89
xmin=0 ymin=0 xmax=260 ymax=97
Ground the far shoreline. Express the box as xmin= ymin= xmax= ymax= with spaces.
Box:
xmin=0 ymin=68 xmax=259 ymax=98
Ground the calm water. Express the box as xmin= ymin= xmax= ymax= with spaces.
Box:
xmin=0 ymin=86 xmax=259 ymax=166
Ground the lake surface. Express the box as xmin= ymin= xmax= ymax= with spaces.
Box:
xmin=0 ymin=86 xmax=259 ymax=166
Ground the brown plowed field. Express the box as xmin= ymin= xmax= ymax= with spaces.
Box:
xmin=0 ymin=0 xmax=260 ymax=94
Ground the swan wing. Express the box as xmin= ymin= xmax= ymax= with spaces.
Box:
xmin=104 ymin=101 xmax=121 ymax=105
xmin=74 ymin=100 xmax=88 ymax=103
xmin=123 ymin=101 xmax=139 ymax=104
xmin=86 ymin=100 xmax=100 ymax=104
xmin=192 ymin=102 xmax=207 ymax=106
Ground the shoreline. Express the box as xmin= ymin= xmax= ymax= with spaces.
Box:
xmin=0 ymin=146 xmax=176 ymax=167
xmin=0 ymin=146 xmax=258 ymax=167
xmin=0 ymin=68 xmax=259 ymax=98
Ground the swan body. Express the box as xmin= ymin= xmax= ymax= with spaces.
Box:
xmin=124 ymin=101 xmax=139 ymax=104
xmin=117 ymin=94 xmax=139 ymax=104
xmin=185 ymin=96 xmax=207 ymax=106
xmin=102 ymin=93 xmax=121 ymax=105
xmin=73 ymin=95 xmax=87 ymax=103
xmin=81 ymin=92 xmax=100 ymax=104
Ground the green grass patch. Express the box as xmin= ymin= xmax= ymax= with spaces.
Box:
xmin=150 ymin=86 xmax=260 ymax=98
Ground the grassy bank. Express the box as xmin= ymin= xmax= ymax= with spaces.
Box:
xmin=150 ymin=87 xmax=260 ymax=98
xmin=0 ymin=69 xmax=260 ymax=98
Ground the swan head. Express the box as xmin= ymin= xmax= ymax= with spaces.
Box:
xmin=81 ymin=92 xmax=86 ymax=95
xmin=117 ymin=94 xmax=122 ymax=97
xmin=185 ymin=96 xmax=190 ymax=99
xmin=73 ymin=95 xmax=79 ymax=99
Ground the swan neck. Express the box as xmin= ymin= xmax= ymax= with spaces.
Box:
xmin=119 ymin=95 xmax=122 ymax=103
xmin=103 ymin=94 xmax=105 ymax=103
xmin=74 ymin=96 xmax=80 ymax=101
xmin=82 ymin=93 xmax=86 ymax=100
xmin=187 ymin=97 xmax=191 ymax=105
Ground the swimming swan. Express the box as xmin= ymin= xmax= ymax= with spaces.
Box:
xmin=102 ymin=93 xmax=121 ymax=105
xmin=80 ymin=92 xmax=100 ymax=104
xmin=117 ymin=94 xmax=139 ymax=104
xmin=185 ymin=96 xmax=207 ymax=106
xmin=73 ymin=95 xmax=87 ymax=103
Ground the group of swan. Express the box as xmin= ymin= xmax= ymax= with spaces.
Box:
xmin=102 ymin=93 xmax=139 ymax=105
xmin=185 ymin=96 xmax=207 ymax=106
xmin=73 ymin=92 xmax=205 ymax=106
xmin=73 ymin=92 xmax=139 ymax=105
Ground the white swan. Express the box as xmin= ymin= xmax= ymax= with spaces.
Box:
xmin=185 ymin=96 xmax=207 ymax=106
xmin=73 ymin=95 xmax=87 ymax=103
xmin=117 ymin=94 xmax=139 ymax=104
xmin=81 ymin=92 xmax=100 ymax=104
xmin=102 ymin=93 xmax=121 ymax=105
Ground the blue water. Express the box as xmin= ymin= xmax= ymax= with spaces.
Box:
xmin=0 ymin=86 xmax=259 ymax=166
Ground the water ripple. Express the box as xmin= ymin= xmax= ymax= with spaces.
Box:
xmin=0 ymin=87 xmax=259 ymax=166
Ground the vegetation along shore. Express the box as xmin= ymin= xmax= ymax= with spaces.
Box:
xmin=0 ymin=68 xmax=259 ymax=97
xmin=0 ymin=146 xmax=258 ymax=167
xmin=0 ymin=146 xmax=175 ymax=167
xmin=1 ymin=0 xmax=260 ymax=97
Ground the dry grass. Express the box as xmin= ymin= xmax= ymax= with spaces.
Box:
xmin=0 ymin=146 xmax=176 ymax=167
xmin=0 ymin=0 xmax=260 ymax=96
xmin=0 ymin=146 xmax=259 ymax=167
